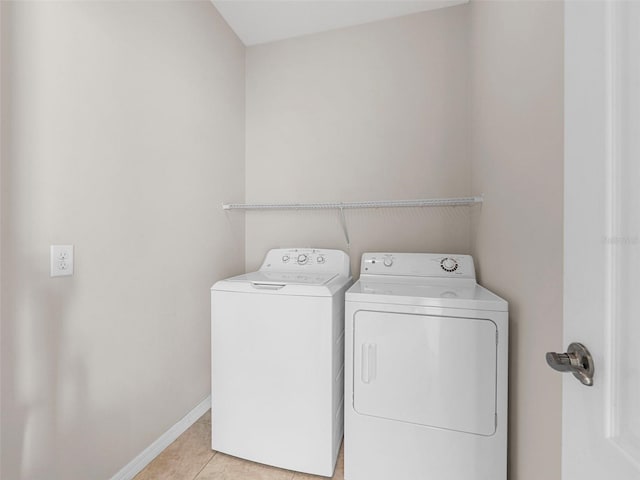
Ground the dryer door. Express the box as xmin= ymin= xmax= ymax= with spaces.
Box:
xmin=353 ymin=310 xmax=497 ymax=436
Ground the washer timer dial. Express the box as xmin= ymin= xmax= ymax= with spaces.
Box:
xmin=440 ymin=257 xmax=459 ymax=272
xmin=297 ymin=254 xmax=309 ymax=265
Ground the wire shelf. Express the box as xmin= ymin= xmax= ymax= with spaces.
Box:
xmin=222 ymin=196 xmax=483 ymax=211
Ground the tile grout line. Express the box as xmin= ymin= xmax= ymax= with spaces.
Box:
xmin=192 ymin=451 xmax=218 ymax=480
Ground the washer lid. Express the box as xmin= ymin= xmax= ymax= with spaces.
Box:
xmin=346 ymin=279 xmax=508 ymax=312
xmin=227 ymin=271 xmax=338 ymax=286
xmin=212 ymin=271 xmax=350 ymax=297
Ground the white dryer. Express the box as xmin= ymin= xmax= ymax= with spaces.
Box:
xmin=345 ymin=252 xmax=508 ymax=480
xmin=211 ymin=248 xmax=352 ymax=477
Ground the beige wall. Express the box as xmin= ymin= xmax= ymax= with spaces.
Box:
xmin=245 ymin=5 xmax=472 ymax=275
xmin=247 ymin=3 xmax=564 ymax=480
xmin=0 ymin=2 xmax=245 ymax=479
xmin=469 ymin=2 xmax=564 ymax=480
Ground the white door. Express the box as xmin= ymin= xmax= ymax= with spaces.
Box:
xmin=563 ymin=1 xmax=640 ymax=478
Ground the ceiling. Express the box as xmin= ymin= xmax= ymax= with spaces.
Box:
xmin=212 ymin=0 xmax=468 ymax=46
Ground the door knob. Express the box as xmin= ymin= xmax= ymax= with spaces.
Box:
xmin=546 ymin=342 xmax=594 ymax=386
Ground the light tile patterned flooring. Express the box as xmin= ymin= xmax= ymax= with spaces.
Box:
xmin=134 ymin=410 xmax=345 ymax=480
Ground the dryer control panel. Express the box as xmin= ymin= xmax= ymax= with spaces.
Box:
xmin=260 ymin=248 xmax=351 ymax=277
xmin=360 ymin=253 xmax=476 ymax=280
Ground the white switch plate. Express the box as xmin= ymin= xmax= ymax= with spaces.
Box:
xmin=50 ymin=245 xmax=74 ymax=277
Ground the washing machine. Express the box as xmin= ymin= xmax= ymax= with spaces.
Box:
xmin=211 ymin=248 xmax=352 ymax=477
xmin=345 ymin=252 xmax=508 ymax=480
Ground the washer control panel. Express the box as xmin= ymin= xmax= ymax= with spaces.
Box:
xmin=361 ymin=253 xmax=475 ymax=280
xmin=261 ymin=248 xmax=350 ymax=276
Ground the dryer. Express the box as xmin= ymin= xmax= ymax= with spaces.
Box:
xmin=345 ymin=252 xmax=508 ymax=480
xmin=211 ymin=248 xmax=352 ymax=477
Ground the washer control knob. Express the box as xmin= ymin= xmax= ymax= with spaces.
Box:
xmin=441 ymin=257 xmax=458 ymax=272
xmin=297 ymin=254 xmax=308 ymax=265
xmin=282 ymin=255 xmax=290 ymax=263
xmin=383 ymin=257 xmax=393 ymax=267
xmin=317 ymin=256 xmax=325 ymax=264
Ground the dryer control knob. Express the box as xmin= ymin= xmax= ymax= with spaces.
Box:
xmin=317 ymin=256 xmax=325 ymax=264
xmin=383 ymin=257 xmax=393 ymax=267
xmin=297 ymin=254 xmax=308 ymax=265
xmin=282 ymin=255 xmax=290 ymax=263
xmin=441 ymin=257 xmax=458 ymax=272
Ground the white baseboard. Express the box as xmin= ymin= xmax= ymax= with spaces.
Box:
xmin=109 ymin=395 xmax=212 ymax=480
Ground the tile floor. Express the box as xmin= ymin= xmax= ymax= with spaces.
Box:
xmin=134 ymin=410 xmax=345 ymax=480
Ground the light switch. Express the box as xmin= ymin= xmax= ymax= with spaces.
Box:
xmin=51 ymin=245 xmax=74 ymax=277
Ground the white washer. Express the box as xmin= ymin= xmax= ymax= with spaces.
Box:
xmin=211 ymin=248 xmax=352 ymax=477
xmin=345 ymin=252 xmax=508 ymax=480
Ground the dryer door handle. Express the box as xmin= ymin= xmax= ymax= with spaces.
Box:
xmin=361 ymin=343 xmax=377 ymax=384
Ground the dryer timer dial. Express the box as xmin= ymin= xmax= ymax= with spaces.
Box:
xmin=440 ymin=257 xmax=459 ymax=272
